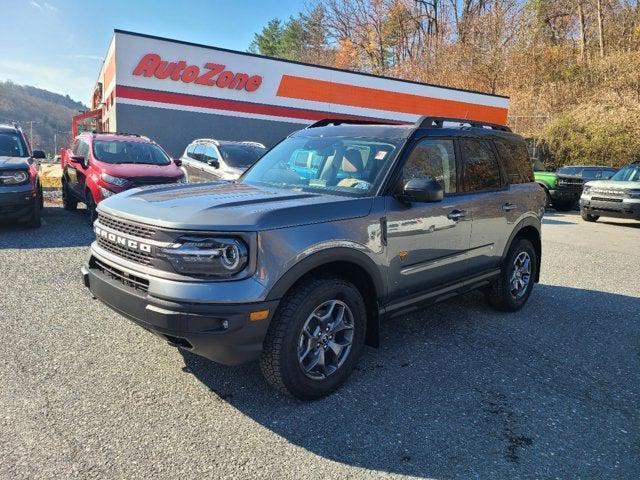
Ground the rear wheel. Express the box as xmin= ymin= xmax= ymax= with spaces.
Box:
xmin=260 ymin=276 xmax=367 ymax=400
xmin=580 ymin=210 xmax=599 ymax=222
xmin=62 ymin=180 xmax=77 ymax=211
xmin=485 ymin=238 xmax=537 ymax=312
xmin=85 ymin=191 xmax=98 ymax=226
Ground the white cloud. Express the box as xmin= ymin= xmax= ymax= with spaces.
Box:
xmin=63 ymin=54 xmax=104 ymax=61
xmin=0 ymin=60 xmax=93 ymax=104
xmin=29 ymin=1 xmax=58 ymax=12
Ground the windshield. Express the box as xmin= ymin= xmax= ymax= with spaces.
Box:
xmin=93 ymin=140 xmax=171 ymax=165
xmin=611 ymin=164 xmax=640 ymax=182
xmin=0 ymin=132 xmax=28 ymax=157
xmin=241 ymin=135 xmax=400 ymax=197
xmin=558 ymin=166 xmax=581 ymax=175
xmin=219 ymin=144 xmax=266 ymax=169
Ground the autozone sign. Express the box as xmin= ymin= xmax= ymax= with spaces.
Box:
xmin=132 ymin=53 xmax=263 ymax=92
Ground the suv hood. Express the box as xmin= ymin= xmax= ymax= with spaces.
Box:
xmin=585 ymin=180 xmax=640 ymax=191
xmin=0 ymin=156 xmax=30 ymax=170
xmin=100 ymin=161 xmax=183 ymax=178
xmin=98 ymin=182 xmax=373 ymax=231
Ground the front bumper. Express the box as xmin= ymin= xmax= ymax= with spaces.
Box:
xmin=0 ymin=183 xmax=37 ymax=221
xmin=549 ymin=188 xmax=581 ymax=202
xmin=580 ymin=196 xmax=640 ymax=220
xmin=82 ymin=253 xmax=279 ymax=366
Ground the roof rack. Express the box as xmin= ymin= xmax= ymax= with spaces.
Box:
xmin=90 ymin=130 xmax=143 ymax=137
xmin=306 ymin=118 xmax=401 ymax=129
xmin=415 ymin=116 xmax=512 ymax=132
xmin=240 ymin=141 xmax=266 ymax=148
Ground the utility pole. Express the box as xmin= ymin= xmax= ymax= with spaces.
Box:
xmin=21 ymin=120 xmax=40 ymax=148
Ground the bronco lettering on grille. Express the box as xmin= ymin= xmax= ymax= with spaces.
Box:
xmin=95 ymin=226 xmax=152 ymax=253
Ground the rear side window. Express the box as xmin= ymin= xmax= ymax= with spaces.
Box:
xmin=459 ymin=138 xmax=502 ymax=192
xmin=493 ymin=138 xmax=534 ymax=184
xmin=402 ymin=138 xmax=457 ymax=194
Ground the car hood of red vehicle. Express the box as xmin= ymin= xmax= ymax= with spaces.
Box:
xmin=100 ymin=162 xmax=182 ymax=178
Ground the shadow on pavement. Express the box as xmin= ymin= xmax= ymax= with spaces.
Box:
xmin=181 ymin=284 xmax=640 ymax=478
xmin=0 ymin=205 xmax=93 ymax=249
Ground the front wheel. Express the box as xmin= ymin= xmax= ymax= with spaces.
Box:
xmin=62 ymin=180 xmax=77 ymax=211
xmin=260 ymin=277 xmax=367 ymax=400
xmin=85 ymin=191 xmax=98 ymax=226
xmin=581 ymin=210 xmax=599 ymax=222
xmin=485 ymin=238 xmax=537 ymax=312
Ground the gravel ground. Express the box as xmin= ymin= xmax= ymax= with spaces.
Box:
xmin=0 ymin=206 xmax=638 ymax=479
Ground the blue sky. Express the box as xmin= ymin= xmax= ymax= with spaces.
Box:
xmin=0 ymin=0 xmax=304 ymax=104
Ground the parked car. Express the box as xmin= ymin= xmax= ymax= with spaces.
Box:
xmin=82 ymin=116 xmax=545 ymax=400
xmin=61 ymin=132 xmax=185 ymax=224
xmin=580 ymin=161 xmax=640 ymax=222
xmin=534 ymin=165 xmax=618 ymax=211
xmin=0 ymin=123 xmax=45 ymax=228
xmin=180 ymin=139 xmax=266 ymax=182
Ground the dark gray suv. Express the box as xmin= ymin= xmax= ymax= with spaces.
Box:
xmin=82 ymin=117 xmax=545 ymax=399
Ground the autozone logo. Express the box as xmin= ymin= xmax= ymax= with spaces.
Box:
xmin=95 ymin=226 xmax=152 ymax=253
xmin=132 ymin=53 xmax=263 ymax=92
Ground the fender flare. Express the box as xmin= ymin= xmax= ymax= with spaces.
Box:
xmin=265 ymin=247 xmax=384 ymax=302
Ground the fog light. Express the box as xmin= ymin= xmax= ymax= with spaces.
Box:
xmin=250 ymin=309 xmax=269 ymax=322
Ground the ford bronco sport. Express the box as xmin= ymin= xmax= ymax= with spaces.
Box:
xmin=0 ymin=124 xmax=46 ymax=228
xmin=82 ymin=117 xmax=545 ymax=399
xmin=580 ymin=161 xmax=640 ymax=222
xmin=61 ymin=132 xmax=185 ymax=224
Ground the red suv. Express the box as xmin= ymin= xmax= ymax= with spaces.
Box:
xmin=61 ymin=132 xmax=185 ymax=223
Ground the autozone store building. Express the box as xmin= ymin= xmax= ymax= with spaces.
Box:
xmin=79 ymin=29 xmax=509 ymax=158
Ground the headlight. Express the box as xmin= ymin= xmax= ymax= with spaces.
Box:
xmin=582 ymin=185 xmax=591 ymax=193
xmin=158 ymin=236 xmax=248 ymax=277
xmin=101 ymin=173 xmax=128 ymax=186
xmin=628 ymin=189 xmax=640 ymax=198
xmin=99 ymin=187 xmax=115 ymax=199
xmin=0 ymin=170 xmax=29 ymax=185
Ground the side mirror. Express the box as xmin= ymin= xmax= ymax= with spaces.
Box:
xmin=401 ymin=178 xmax=443 ymax=203
xmin=70 ymin=155 xmax=84 ymax=164
xmin=32 ymin=149 xmax=46 ymax=159
xmin=208 ymin=159 xmax=220 ymax=169
xmin=173 ymin=158 xmax=182 ymax=167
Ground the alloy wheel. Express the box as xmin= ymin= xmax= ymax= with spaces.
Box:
xmin=297 ymin=299 xmax=355 ymax=380
xmin=510 ymin=251 xmax=531 ymax=299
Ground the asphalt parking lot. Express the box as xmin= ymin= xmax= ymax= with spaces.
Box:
xmin=1 ymin=205 xmax=639 ymax=479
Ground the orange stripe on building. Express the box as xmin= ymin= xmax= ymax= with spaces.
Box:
xmin=276 ymin=75 xmax=508 ymax=125
xmin=104 ymin=53 xmax=116 ymax=89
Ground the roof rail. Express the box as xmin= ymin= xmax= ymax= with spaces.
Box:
xmin=91 ymin=130 xmax=143 ymax=137
xmin=415 ymin=116 xmax=511 ymax=132
xmin=306 ymin=118 xmax=401 ymax=129
xmin=190 ymin=138 xmax=220 ymax=145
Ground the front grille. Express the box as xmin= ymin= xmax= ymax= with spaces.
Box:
xmin=591 ymin=189 xmax=626 ymax=197
xmin=94 ymin=258 xmax=149 ymax=293
xmin=97 ymin=236 xmax=153 ymax=265
xmin=592 ymin=197 xmax=623 ymax=203
xmin=97 ymin=213 xmax=156 ymax=239
xmin=130 ymin=176 xmax=179 ymax=187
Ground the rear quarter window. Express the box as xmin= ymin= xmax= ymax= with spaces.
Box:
xmin=494 ymin=138 xmax=534 ymax=184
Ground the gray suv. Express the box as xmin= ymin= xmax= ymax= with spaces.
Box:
xmin=82 ymin=117 xmax=545 ymax=399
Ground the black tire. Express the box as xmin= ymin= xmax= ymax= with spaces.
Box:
xmin=85 ymin=191 xmax=98 ymax=226
xmin=62 ymin=180 xmax=77 ymax=211
xmin=553 ymin=199 xmax=574 ymax=212
xmin=27 ymin=192 xmax=42 ymax=228
xmin=580 ymin=210 xmax=599 ymax=222
xmin=260 ymin=276 xmax=367 ymax=400
xmin=485 ymin=238 xmax=537 ymax=312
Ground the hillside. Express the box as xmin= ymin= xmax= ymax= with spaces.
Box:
xmin=0 ymin=81 xmax=87 ymax=156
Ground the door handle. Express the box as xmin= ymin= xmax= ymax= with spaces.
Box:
xmin=447 ymin=209 xmax=466 ymax=221
xmin=502 ymin=203 xmax=517 ymax=211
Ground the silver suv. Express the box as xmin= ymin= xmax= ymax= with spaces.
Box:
xmin=180 ymin=138 xmax=265 ymax=182
xmin=82 ymin=117 xmax=545 ymax=399
xmin=580 ymin=162 xmax=640 ymax=222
